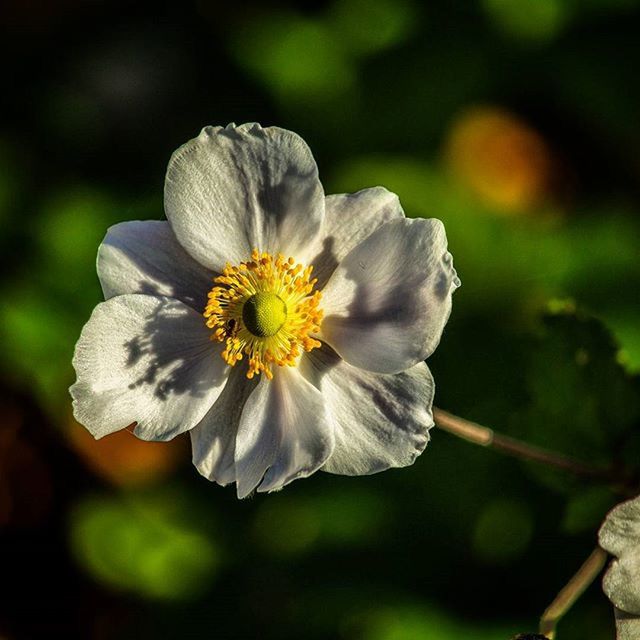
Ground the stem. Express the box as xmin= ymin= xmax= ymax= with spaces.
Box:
xmin=539 ymin=546 xmax=608 ymax=639
xmin=433 ymin=408 xmax=613 ymax=481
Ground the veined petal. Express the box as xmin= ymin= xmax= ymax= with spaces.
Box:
xmin=310 ymin=187 xmax=405 ymax=288
xmin=234 ymin=367 xmax=334 ymax=498
xmin=301 ymin=346 xmax=433 ymax=475
xmin=190 ymin=365 xmax=257 ymax=486
xmin=70 ymin=294 xmax=229 ymax=441
xmin=98 ymin=221 xmax=214 ymax=311
xmin=165 ymin=123 xmax=325 ymax=271
xmin=320 ymin=218 xmax=459 ymax=374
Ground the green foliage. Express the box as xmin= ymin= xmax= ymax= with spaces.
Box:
xmin=472 ymin=498 xmax=534 ymax=564
xmin=328 ymin=0 xmax=419 ymax=56
xmin=562 ymin=486 xmax=618 ymax=535
xmin=482 ymin=0 xmax=570 ymax=43
xmin=0 ymin=283 xmax=79 ymax=410
xmin=253 ymin=488 xmax=388 ymax=557
xmin=356 ymin=603 xmax=515 ymax=640
xmin=70 ymin=488 xmax=219 ymax=600
xmin=228 ymin=12 xmax=355 ymax=104
xmin=516 ymin=306 xmax=640 ymax=466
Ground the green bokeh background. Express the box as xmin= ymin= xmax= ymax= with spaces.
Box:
xmin=1 ymin=1 xmax=640 ymax=638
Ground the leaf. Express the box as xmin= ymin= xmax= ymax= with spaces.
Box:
xmin=513 ymin=305 xmax=640 ymax=483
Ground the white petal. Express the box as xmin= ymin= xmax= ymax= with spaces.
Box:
xmin=189 ymin=366 xmax=257 ymax=486
xmin=599 ymin=495 xmax=640 ymax=558
xmin=234 ymin=367 xmax=335 ymax=498
xmin=310 ymin=187 xmax=404 ymax=288
xmin=97 ymin=221 xmax=214 ymax=311
xmin=614 ymin=608 xmax=640 ymax=640
xmin=599 ymin=496 xmax=640 ymax=617
xmin=300 ymin=346 xmax=433 ymax=475
xmin=320 ymin=218 xmax=459 ymax=374
xmin=603 ymin=552 xmax=640 ymax=615
xmin=70 ymin=294 xmax=229 ymax=441
xmin=165 ymin=123 xmax=325 ymax=271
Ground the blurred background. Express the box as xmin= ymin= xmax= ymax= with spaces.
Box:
xmin=1 ymin=1 xmax=640 ymax=638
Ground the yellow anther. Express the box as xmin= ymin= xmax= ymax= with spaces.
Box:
xmin=203 ymin=250 xmax=323 ymax=380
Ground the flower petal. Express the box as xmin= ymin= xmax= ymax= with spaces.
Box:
xmin=165 ymin=123 xmax=325 ymax=271
xmin=599 ymin=495 xmax=640 ymax=558
xmin=310 ymin=187 xmax=404 ymax=288
xmin=300 ymin=345 xmax=433 ymax=475
xmin=234 ymin=367 xmax=335 ymax=498
xmin=97 ymin=220 xmax=214 ymax=311
xmin=70 ymin=294 xmax=229 ymax=441
xmin=189 ymin=365 xmax=257 ymax=486
xmin=600 ymin=495 xmax=640 ymax=617
xmin=614 ymin=609 xmax=640 ymax=640
xmin=603 ymin=551 xmax=640 ymax=615
xmin=320 ymin=218 xmax=459 ymax=374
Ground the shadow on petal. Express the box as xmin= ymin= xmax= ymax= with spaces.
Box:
xmin=123 ymin=298 xmax=225 ymax=403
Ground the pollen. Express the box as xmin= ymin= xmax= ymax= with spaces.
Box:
xmin=203 ymin=249 xmax=323 ymax=380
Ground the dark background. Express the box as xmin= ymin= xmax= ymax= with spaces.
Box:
xmin=1 ymin=1 xmax=640 ymax=638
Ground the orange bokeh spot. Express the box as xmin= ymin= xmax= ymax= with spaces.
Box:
xmin=67 ymin=418 xmax=188 ymax=487
xmin=445 ymin=106 xmax=554 ymax=214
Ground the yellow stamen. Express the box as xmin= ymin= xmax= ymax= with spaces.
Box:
xmin=203 ymin=249 xmax=323 ymax=380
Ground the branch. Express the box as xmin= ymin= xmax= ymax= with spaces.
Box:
xmin=433 ymin=408 xmax=614 ymax=481
xmin=539 ymin=546 xmax=608 ymax=639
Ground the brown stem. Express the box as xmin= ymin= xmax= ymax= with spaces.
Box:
xmin=539 ymin=546 xmax=608 ymax=639
xmin=433 ymin=408 xmax=614 ymax=481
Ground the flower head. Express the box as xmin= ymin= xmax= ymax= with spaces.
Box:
xmin=70 ymin=123 xmax=459 ymax=498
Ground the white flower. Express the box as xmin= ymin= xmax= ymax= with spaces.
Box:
xmin=70 ymin=123 xmax=459 ymax=498
xmin=599 ymin=495 xmax=640 ymax=639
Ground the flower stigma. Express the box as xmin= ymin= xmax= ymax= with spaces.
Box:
xmin=242 ymin=292 xmax=287 ymax=337
xmin=204 ymin=249 xmax=323 ymax=380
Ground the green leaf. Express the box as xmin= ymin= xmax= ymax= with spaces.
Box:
xmin=512 ymin=305 xmax=640 ymax=493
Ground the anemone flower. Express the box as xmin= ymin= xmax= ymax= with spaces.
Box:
xmin=71 ymin=123 xmax=459 ymax=498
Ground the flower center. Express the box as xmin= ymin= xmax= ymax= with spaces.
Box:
xmin=242 ymin=292 xmax=287 ymax=337
xmin=204 ymin=249 xmax=323 ymax=380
